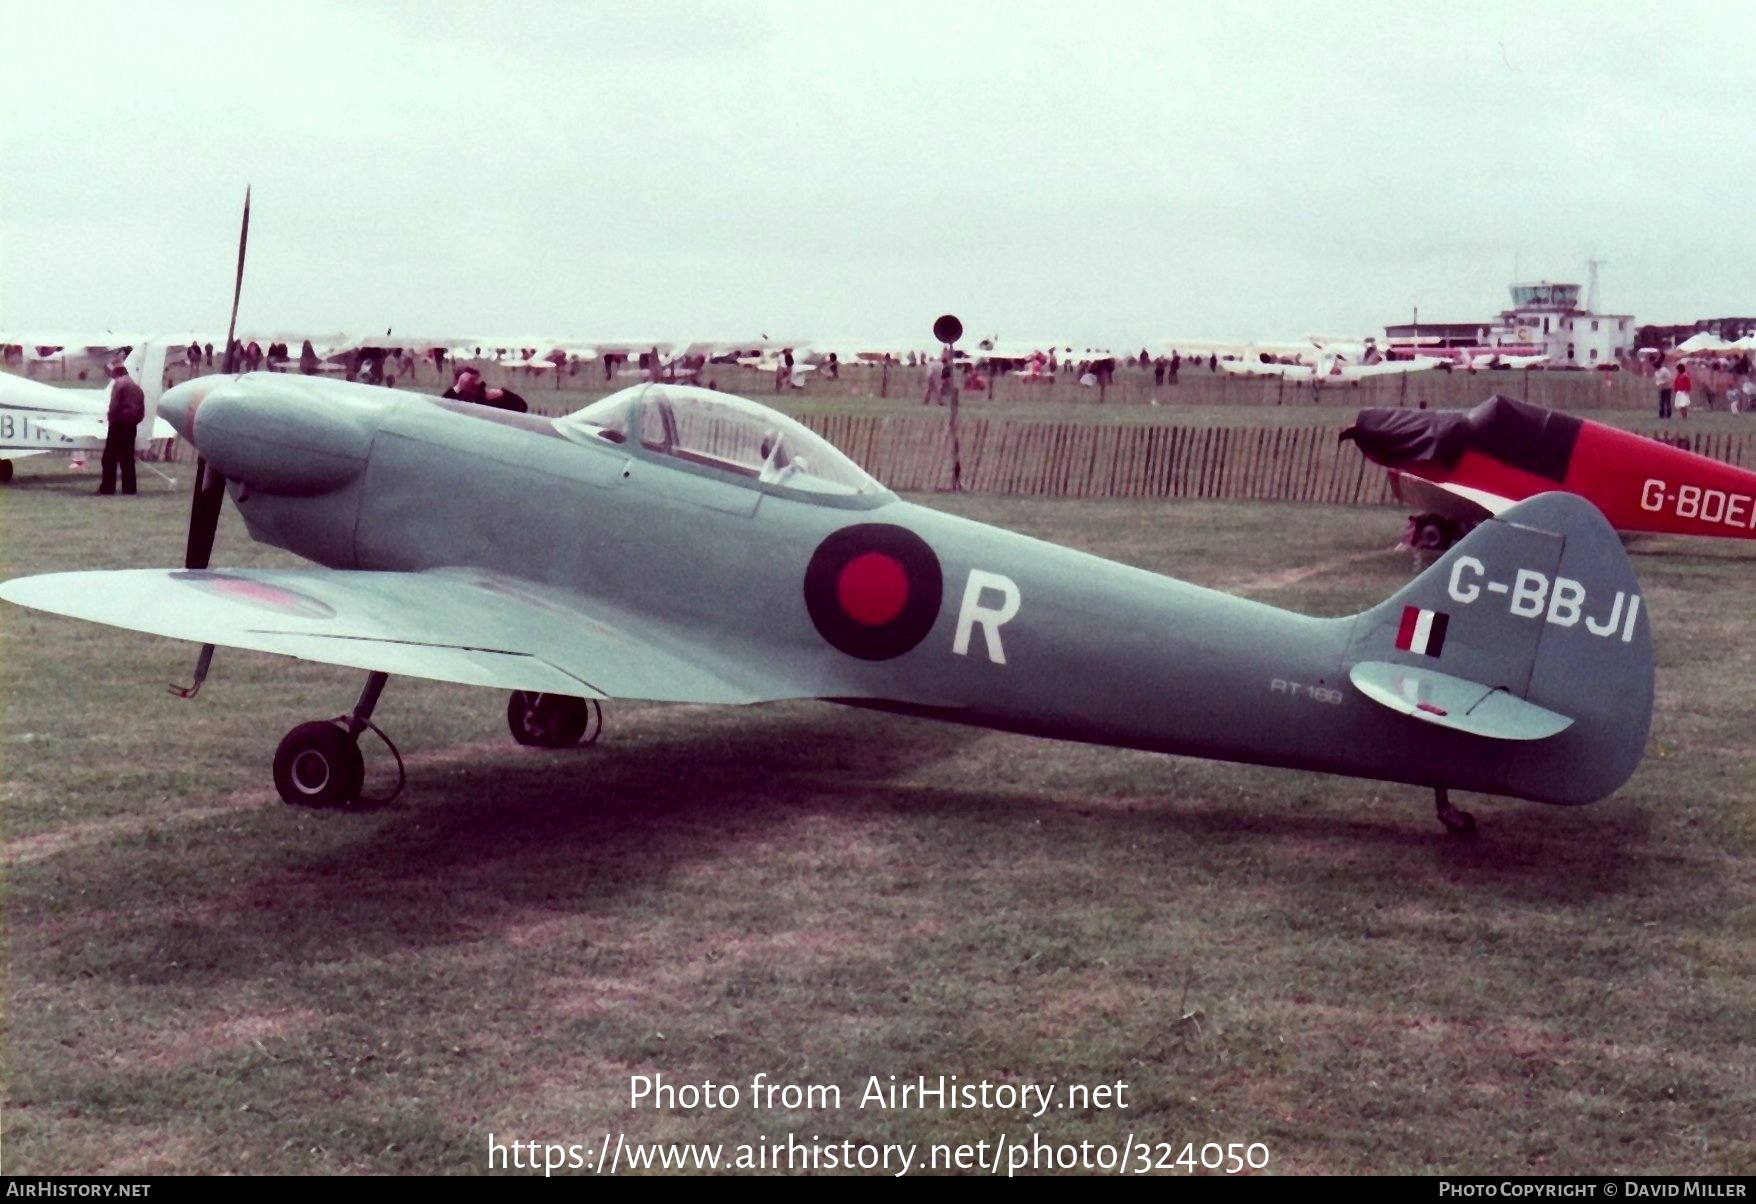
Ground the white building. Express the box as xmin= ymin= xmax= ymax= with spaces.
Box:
xmin=1386 ymin=280 xmax=1636 ymax=367
xmin=1491 ymin=282 xmax=1634 ymax=367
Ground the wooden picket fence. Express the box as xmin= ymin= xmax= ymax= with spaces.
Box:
xmin=154 ymin=413 xmax=1756 ymax=506
xmin=802 ymin=416 xmax=1388 ymax=503
xmin=797 ymin=416 xmax=1756 ymax=504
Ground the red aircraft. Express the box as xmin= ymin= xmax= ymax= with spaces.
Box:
xmin=1342 ymin=393 xmax=1756 ymax=549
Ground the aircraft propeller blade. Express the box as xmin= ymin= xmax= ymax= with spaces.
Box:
xmin=222 ymin=185 xmax=251 ymax=374
xmin=184 ymin=458 xmax=227 ymax=570
xmin=186 ymin=186 xmax=250 ymax=570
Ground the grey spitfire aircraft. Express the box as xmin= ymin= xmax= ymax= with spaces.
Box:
xmin=0 ymin=373 xmax=1654 ymax=833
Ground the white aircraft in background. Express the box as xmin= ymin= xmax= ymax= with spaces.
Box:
xmin=1220 ymin=346 xmax=1446 ymax=383
xmin=1457 ymin=350 xmax=1550 ymax=371
xmin=3 ymin=333 xmax=140 ymax=381
xmin=0 ymin=341 xmax=176 ymax=483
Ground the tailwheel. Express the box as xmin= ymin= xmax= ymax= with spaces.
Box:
xmin=0 ymin=459 xmax=13 ymax=483
xmin=507 ymin=691 xmax=602 ymax=748
xmin=273 ymin=721 xmax=365 ymax=808
xmin=1434 ymin=787 xmax=1477 ymax=836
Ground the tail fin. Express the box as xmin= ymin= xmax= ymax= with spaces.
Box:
xmin=1346 ymin=491 xmax=1652 ymax=805
xmin=126 ymin=340 xmax=173 ymax=450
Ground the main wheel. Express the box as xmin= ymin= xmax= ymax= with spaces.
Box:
xmin=1438 ymin=806 xmax=1478 ymax=836
xmin=507 ymin=691 xmax=598 ymax=748
xmin=0 ymin=459 xmax=13 ymax=484
xmin=273 ymin=721 xmax=365 ymax=808
xmin=1410 ymin=516 xmax=1453 ymax=552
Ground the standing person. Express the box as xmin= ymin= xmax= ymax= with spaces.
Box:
xmin=1675 ymin=364 xmax=1693 ymax=420
xmin=185 ymin=341 xmax=201 ymax=379
xmin=97 ymin=362 xmax=145 ymax=496
xmin=299 ymin=339 xmax=319 ymax=375
xmin=922 ymin=346 xmax=952 ymax=406
xmin=1169 ymin=350 xmax=1181 ymax=384
xmin=1655 ymin=361 xmax=1675 ymax=419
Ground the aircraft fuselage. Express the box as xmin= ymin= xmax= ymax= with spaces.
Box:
xmin=202 ymin=378 xmax=1642 ymax=806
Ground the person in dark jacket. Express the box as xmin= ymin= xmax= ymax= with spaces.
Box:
xmin=442 ymin=367 xmax=527 ymax=412
xmin=97 ymin=362 xmax=145 ymax=495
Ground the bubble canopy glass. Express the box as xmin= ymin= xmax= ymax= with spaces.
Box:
xmin=556 ymin=383 xmax=885 ymax=497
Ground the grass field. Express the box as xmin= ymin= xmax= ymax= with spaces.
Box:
xmin=1 ymin=457 xmax=1753 ymax=1175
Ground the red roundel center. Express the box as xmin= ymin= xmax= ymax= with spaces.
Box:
xmin=836 ymin=552 xmax=909 ymax=627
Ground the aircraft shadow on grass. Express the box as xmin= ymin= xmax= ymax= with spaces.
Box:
xmin=25 ymin=703 xmax=1675 ymax=992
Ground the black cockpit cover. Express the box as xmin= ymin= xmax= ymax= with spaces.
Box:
xmin=1341 ymin=394 xmax=1583 ymax=483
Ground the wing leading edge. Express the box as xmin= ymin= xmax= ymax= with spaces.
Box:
xmin=0 ymin=567 xmax=813 ymax=704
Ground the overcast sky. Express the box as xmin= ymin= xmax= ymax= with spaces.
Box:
xmin=2 ymin=0 xmax=1750 ymax=348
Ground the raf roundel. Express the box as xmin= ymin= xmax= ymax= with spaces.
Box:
xmin=804 ymin=524 xmax=944 ymax=660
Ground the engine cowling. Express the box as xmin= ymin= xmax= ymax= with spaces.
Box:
xmin=161 ymin=375 xmax=392 ymax=496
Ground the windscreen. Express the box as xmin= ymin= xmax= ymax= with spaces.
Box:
xmin=558 ymin=384 xmax=885 ymax=496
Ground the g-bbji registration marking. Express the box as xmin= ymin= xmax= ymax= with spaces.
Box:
xmin=1447 ymin=556 xmax=1641 ymax=642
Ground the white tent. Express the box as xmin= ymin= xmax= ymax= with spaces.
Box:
xmin=1674 ymin=332 xmax=1733 ymax=355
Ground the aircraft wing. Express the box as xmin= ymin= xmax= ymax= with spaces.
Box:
xmin=1392 ymin=472 xmax=1513 ymax=520
xmin=1336 ymin=358 xmax=1443 ymax=379
xmin=1218 ymin=360 xmax=1310 ymax=379
xmin=31 ymin=416 xmax=179 ymax=442
xmin=0 ymin=567 xmax=813 ymax=704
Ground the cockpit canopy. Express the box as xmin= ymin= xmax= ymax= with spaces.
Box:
xmin=556 ymin=384 xmax=885 ymax=496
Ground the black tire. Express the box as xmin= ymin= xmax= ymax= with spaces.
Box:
xmin=273 ymin=721 xmax=365 ymax=808
xmin=0 ymin=459 xmax=13 ymax=484
xmin=1411 ymin=516 xmax=1452 ymax=552
xmin=507 ymin=691 xmax=595 ymax=748
xmin=1439 ymin=808 xmax=1478 ymax=837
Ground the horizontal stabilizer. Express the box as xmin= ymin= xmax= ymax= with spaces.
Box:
xmin=1349 ymin=660 xmax=1572 ymax=741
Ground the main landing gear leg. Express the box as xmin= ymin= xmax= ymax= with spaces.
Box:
xmin=345 ymin=672 xmax=390 ymax=742
xmin=1435 ymin=787 xmax=1477 ymax=836
xmin=273 ymin=671 xmax=404 ymax=808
